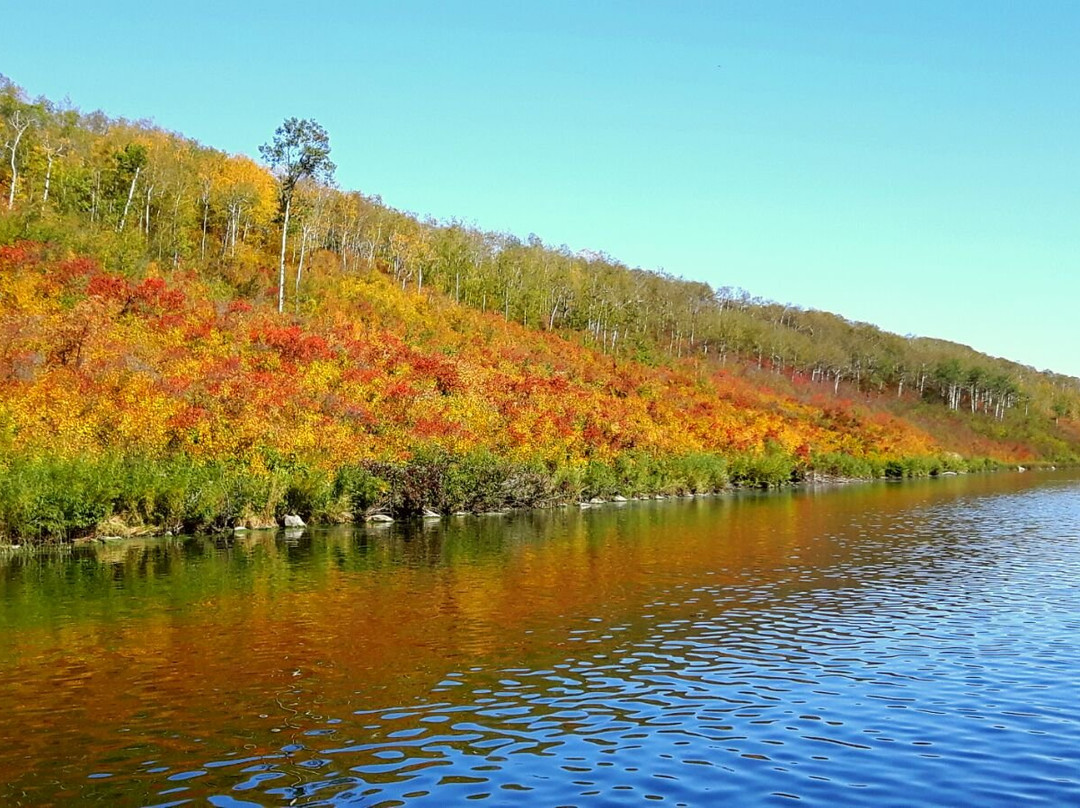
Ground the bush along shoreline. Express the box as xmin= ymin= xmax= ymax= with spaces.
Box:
xmin=0 ymin=449 xmax=1013 ymax=546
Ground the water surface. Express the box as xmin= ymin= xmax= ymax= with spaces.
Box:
xmin=1 ymin=471 xmax=1078 ymax=806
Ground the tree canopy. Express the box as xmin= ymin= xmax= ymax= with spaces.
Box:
xmin=259 ymin=117 xmax=335 ymax=197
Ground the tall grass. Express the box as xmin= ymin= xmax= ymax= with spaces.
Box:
xmin=0 ymin=447 xmax=999 ymax=544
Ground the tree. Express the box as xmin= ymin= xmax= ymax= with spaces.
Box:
xmin=1051 ymin=397 xmax=1071 ymax=424
xmin=1 ymin=77 xmax=38 ymax=211
xmin=114 ymin=142 xmax=148 ymax=231
xmin=259 ymin=118 xmax=335 ymax=313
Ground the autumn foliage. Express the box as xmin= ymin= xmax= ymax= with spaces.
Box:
xmin=0 ymin=241 xmax=944 ymax=469
xmin=0 ymin=239 xmax=1065 ymax=541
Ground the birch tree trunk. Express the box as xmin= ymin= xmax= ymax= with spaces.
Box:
xmin=294 ymin=225 xmax=309 ymax=314
xmin=118 ymin=166 xmax=140 ymax=231
xmin=200 ymin=198 xmax=209 ymax=259
xmin=42 ymin=150 xmax=58 ymax=206
xmin=6 ymin=111 xmax=30 ymax=210
xmin=277 ymin=194 xmax=291 ymax=314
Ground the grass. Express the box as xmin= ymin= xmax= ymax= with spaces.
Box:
xmin=0 ymin=447 xmax=1001 ymax=544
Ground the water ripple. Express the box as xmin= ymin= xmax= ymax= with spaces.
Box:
xmin=1 ymin=475 xmax=1079 ymax=805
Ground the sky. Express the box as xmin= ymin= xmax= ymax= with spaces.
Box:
xmin=5 ymin=1 xmax=1079 ymax=376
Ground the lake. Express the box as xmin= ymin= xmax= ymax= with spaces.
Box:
xmin=1 ymin=471 xmax=1078 ymax=806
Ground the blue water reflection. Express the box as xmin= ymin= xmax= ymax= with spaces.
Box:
xmin=1 ymin=473 xmax=1078 ymax=806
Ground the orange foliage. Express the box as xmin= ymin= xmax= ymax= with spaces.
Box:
xmin=0 ymin=242 xmax=945 ymax=469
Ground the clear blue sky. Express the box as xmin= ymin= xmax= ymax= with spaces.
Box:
xmin=6 ymin=1 xmax=1079 ymax=376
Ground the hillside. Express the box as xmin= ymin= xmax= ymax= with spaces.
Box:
xmin=1 ymin=77 xmax=1078 ymax=542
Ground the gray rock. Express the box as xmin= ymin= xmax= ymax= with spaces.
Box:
xmin=367 ymin=514 xmax=394 ymax=523
xmin=421 ymin=508 xmax=441 ymax=519
xmin=589 ymin=497 xmax=606 ymax=504
xmin=612 ymin=495 xmax=628 ymax=502
xmin=283 ymin=514 xmax=306 ymax=528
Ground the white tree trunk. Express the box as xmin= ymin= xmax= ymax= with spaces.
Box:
xmin=6 ymin=112 xmax=30 ymax=210
xmin=42 ymin=154 xmax=54 ymax=205
xmin=142 ymin=183 xmax=154 ymax=235
xmin=294 ymin=225 xmax=309 ymax=313
xmin=278 ymin=195 xmax=291 ymax=314
xmin=118 ymin=166 xmax=140 ymax=231
xmin=201 ymin=199 xmax=209 ymax=259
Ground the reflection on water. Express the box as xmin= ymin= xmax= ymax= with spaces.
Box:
xmin=1 ymin=472 xmax=1079 ymax=805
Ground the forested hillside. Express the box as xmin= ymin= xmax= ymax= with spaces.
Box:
xmin=1 ymin=76 xmax=1077 ymax=542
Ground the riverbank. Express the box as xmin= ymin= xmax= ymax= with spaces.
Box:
xmin=0 ymin=449 xmax=1016 ymax=546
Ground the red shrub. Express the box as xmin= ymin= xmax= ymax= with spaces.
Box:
xmin=54 ymin=257 xmax=100 ymax=282
xmin=410 ymin=354 xmax=462 ymax=394
xmin=0 ymin=241 xmax=42 ymax=270
xmin=256 ymin=325 xmax=333 ymax=363
xmin=86 ymin=274 xmax=132 ymax=302
xmin=134 ymin=277 xmax=185 ymax=310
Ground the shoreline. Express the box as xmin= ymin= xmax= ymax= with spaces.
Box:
xmin=2 ymin=461 xmax=1057 ymax=553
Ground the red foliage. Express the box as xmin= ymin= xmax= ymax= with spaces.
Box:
xmin=0 ymin=241 xmax=42 ymax=270
xmin=162 ymin=376 xmax=193 ymax=395
xmin=54 ymin=257 xmax=100 ymax=282
xmin=158 ymin=313 xmax=185 ymax=330
xmin=84 ymin=274 xmax=184 ymax=313
xmin=384 ymin=379 xmax=416 ymax=399
xmin=86 ymin=274 xmax=131 ymax=302
xmin=134 ymin=277 xmax=185 ymax=310
xmin=410 ymin=354 xmax=462 ymax=395
xmin=183 ymin=321 xmax=214 ymax=341
xmin=4 ymin=243 xmax=1046 ymax=468
xmin=168 ymin=406 xmax=209 ymax=431
xmin=255 ymin=325 xmax=333 ymax=363
xmin=342 ymin=367 xmax=380 ymax=385
xmin=412 ymin=415 xmax=457 ymax=438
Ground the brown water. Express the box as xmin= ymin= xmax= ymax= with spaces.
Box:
xmin=1 ymin=471 xmax=1079 ymax=806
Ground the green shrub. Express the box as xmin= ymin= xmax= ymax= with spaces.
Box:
xmin=668 ymin=453 xmax=729 ymax=493
xmin=281 ymin=466 xmax=336 ymax=521
xmin=498 ymin=459 xmax=553 ymax=509
xmin=442 ymin=450 xmax=508 ymax=512
xmin=359 ymin=450 xmax=553 ymax=515
xmin=582 ymin=460 xmax=618 ymax=499
xmin=333 ymin=464 xmax=385 ymax=514
xmin=0 ymin=456 xmax=116 ymax=541
xmin=730 ymin=450 xmax=796 ymax=488
xmin=612 ymin=451 xmax=654 ymax=495
xmin=551 ymin=462 xmax=587 ymax=501
xmin=810 ymin=452 xmax=881 ymax=479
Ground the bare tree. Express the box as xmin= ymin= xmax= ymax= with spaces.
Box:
xmin=4 ymin=108 xmax=31 ymax=210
